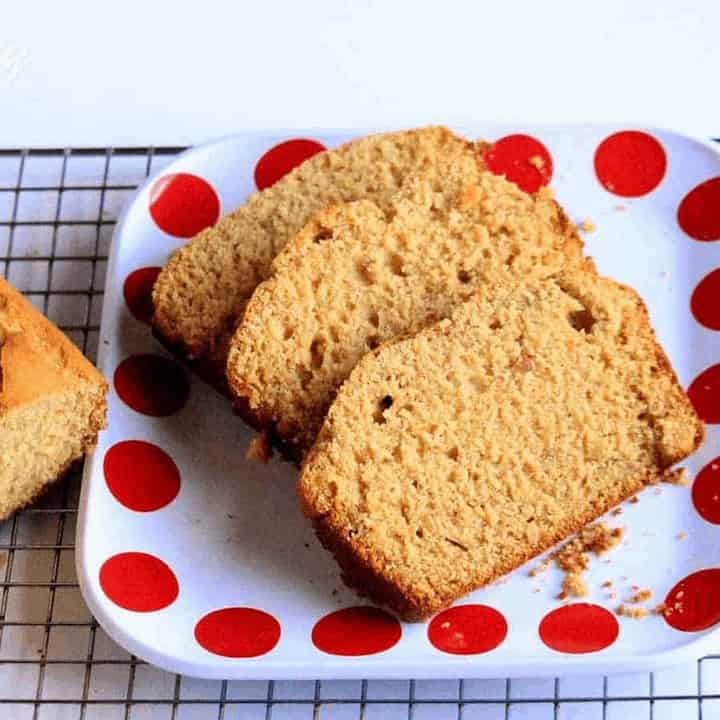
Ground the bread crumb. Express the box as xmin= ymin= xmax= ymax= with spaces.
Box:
xmin=617 ymin=604 xmax=648 ymax=619
xmin=629 ymin=588 xmax=653 ymax=604
xmin=561 ymin=572 xmax=589 ymax=598
xmin=548 ymin=523 xmax=623 ymax=601
xmin=653 ymin=603 xmax=668 ymax=616
xmin=664 ymin=467 xmax=690 ymax=487
xmin=528 ymin=155 xmax=545 ymax=170
xmin=602 ymin=580 xmax=613 ymax=588
xmin=615 ymin=204 xmax=627 ymax=212
xmin=529 ymin=559 xmax=551 ymax=577
xmin=579 ymin=219 xmax=596 ymax=233
xmin=629 ymin=496 xmax=640 ymax=504
xmin=246 ymin=431 xmax=272 ymax=463
xmin=611 ymin=507 xmax=623 ymax=516
xmin=677 ymin=531 xmax=688 ymax=541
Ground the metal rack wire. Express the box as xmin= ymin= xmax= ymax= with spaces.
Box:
xmin=0 ymin=146 xmax=718 ymax=720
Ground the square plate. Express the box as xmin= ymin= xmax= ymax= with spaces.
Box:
xmin=77 ymin=127 xmax=720 ymax=679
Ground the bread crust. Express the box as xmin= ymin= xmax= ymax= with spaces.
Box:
xmin=0 ymin=278 xmax=107 ymax=411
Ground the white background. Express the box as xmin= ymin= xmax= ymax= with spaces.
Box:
xmin=1 ymin=0 xmax=719 ymax=147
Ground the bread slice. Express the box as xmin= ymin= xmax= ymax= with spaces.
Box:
xmin=298 ymin=270 xmax=704 ymax=621
xmin=0 ymin=278 xmax=107 ymax=519
xmin=227 ymin=153 xmax=584 ymax=457
xmin=152 ymin=127 xmax=478 ymax=389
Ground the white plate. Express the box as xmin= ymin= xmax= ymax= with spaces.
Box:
xmin=77 ymin=126 xmax=720 ymax=679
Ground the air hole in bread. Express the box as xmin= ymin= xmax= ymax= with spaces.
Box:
xmin=445 ymin=537 xmax=469 ymax=552
xmin=568 ymin=308 xmax=597 ymax=333
xmin=447 ymin=446 xmax=459 ymax=461
xmin=283 ymin=326 xmax=295 ymax=340
xmin=366 ymin=334 xmax=380 ymax=350
xmin=416 ymin=528 xmax=424 ymax=538
xmin=388 ymin=253 xmax=406 ymax=277
xmin=489 ymin=319 xmax=502 ymax=330
xmin=368 ymin=310 xmax=380 ymax=329
xmin=297 ymin=365 xmax=312 ymax=390
xmin=457 ymin=269 xmax=471 ymax=284
xmin=356 ymin=260 xmax=375 ymax=286
xmin=310 ymin=336 xmax=326 ymax=369
xmin=313 ymin=226 xmax=333 ymax=243
xmin=372 ymin=394 xmax=394 ymax=424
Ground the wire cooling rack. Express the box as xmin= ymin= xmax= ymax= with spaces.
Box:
xmin=1 ymin=146 xmax=719 ymax=720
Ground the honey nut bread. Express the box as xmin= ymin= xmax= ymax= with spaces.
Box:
xmin=0 ymin=278 xmax=107 ymax=519
xmin=227 ymin=152 xmax=584 ymax=457
xmin=152 ymin=127 xmax=479 ymax=389
xmin=298 ymin=270 xmax=704 ymax=621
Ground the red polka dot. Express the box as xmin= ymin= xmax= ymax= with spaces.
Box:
xmin=428 ymin=604 xmax=507 ymax=655
xmin=312 ymin=606 xmax=401 ymax=656
xmin=693 ymin=457 xmax=720 ymax=524
xmin=482 ymin=134 xmax=553 ymax=193
xmin=691 ymin=268 xmax=720 ymax=330
xmin=100 ymin=552 xmax=178 ymax=612
xmin=594 ymin=131 xmax=667 ymax=197
xmin=664 ymin=569 xmax=720 ymax=632
xmin=123 ymin=266 xmax=161 ymax=325
xmin=678 ymin=177 xmax=720 ymax=241
xmin=149 ymin=173 xmax=220 ymax=238
xmin=539 ymin=603 xmax=619 ymax=654
xmin=687 ymin=364 xmax=720 ymax=424
xmin=195 ymin=608 xmax=281 ymax=658
xmin=254 ymin=139 xmax=327 ymax=190
xmin=114 ymin=354 xmax=189 ymax=417
xmin=104 ymin=440 xmax=181 ymax=512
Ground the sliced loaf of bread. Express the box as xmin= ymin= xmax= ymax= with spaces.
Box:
xmin=0 ymin=278 xmax=107 ymax=518
xmin=152 ymin=127 xmax=478 ymax=388
xmin=298 ymin=270 xmax=704 ymax=620
xmin=227 ymin=153 xmax=584 ymax=457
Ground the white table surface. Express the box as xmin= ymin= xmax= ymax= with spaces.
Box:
xmin=1 ymin=0 xmax=719 ymax=147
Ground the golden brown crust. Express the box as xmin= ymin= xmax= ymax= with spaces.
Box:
xmin=0 ymin=278 xmax=107 ymax=411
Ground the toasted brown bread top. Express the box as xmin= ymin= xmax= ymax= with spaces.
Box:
xmin=0 ymin=277 xmax=107 ymax=412
xmin=152 ymin=127 xmax=478 ymax=380
xmin=227 ymin=152 xmax=584 ymax=453
xmin=298 ymin=270 xmax=703 ymax=620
